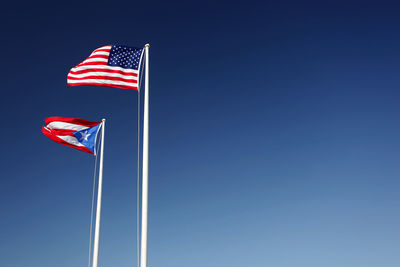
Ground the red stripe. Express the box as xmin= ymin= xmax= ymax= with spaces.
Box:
xmin=67 ymin=75 xmax=138 ymax=83
xmin=94 ymin=48 xmax=111 ymax=52
xmin=44 ymin=128 xmax=76 ymax=136
xmin=69 ymin=68 xmax=138 ymax=77
xmin=93 ymin=46 xmax=112 ymax=53
xmin=42 ymin=126 xmax=93 ymax=155
xmin=44 ymin=117 xmax=101 ymax=127
xmin=67 ymin=82 xmax=138 ymax=90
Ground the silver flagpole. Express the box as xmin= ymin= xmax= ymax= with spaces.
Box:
xmin=92 ymin=119 xmax=106 ymax=267
xmin=140 ymin=44 xmax=150 ymax=267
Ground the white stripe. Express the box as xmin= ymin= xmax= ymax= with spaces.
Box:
xmin=68 ymin=72 xmax=138 ymax=79
xmin=90 ymin=46 xmax=112 ymax=55
xmin=91 ymin=51 xmax=109 ymax=56
xmin=94 ymin=45 xmax=112 ymax=51
xmin=47 ymin=121 xmax=89 ymax=131
xmin=67 ymin=79 xmax=138 ymax=86
xmin=57 ymin=135 xmax=84 ymax=147
xmin=71 ymin=64 xmax=139 ymax=74
xmin=81 ymin=58 xmax=108 ymax=64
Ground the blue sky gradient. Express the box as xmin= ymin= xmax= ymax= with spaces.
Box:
xmin=0 ymin=1 xmax=399 ymax=266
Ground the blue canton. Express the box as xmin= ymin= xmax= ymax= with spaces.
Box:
xmin=107 ymin=45 xmax=143 ymax=70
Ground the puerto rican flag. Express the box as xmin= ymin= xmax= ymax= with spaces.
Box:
xmin=42 ymin=117 xmax=102 ymax=155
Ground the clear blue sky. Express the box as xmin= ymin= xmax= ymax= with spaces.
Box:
xmin=1 ymin=1 xmax=399 ymax=266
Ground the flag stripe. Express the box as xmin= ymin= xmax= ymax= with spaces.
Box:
xmin=91 ymin=51 xmax=110 ymax=56
xmin=78 ymin=61 xmax=108 ymax=67
xmin=93 ymin=45 xmax=112 ymax=52
xmin=93 ymin=48 xmax=112 ymax=52
xmin=46 ymin=121 xmax=89 ymax=131
xmin=67 ymin=79 xmax=138 ymax=87
xmin=69 ymin=66 xmax=138 ymax=75
xmin=82 ymin=57 xmax=108 ymax=62
xmin=68 ymin=75 xmax=138 ymax=83
xmin=42 ymin=126 xmax=94 ymax=154
xmin=44 ymin=128 xmax=76 ymax=137
xmin=68 ymin=71 xmax=138 ymax=79
xmin=67 ymin=82 xmax=138 ymax=90
xmin=45 ymin=117 xmax=101 ymax=127
xmin=83 ymin=56 xmax=109 ymax=61
xmin=57 ymin=135 xmax=85 ymax=147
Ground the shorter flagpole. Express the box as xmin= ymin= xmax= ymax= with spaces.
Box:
xmin=92 ymin=119 xmax=106 ymax=267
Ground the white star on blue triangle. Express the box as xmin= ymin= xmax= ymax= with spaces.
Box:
xmin=73 ymin=124 xmax=101 ymax=154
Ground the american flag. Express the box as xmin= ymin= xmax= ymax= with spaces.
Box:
xmin=67 ymin=45 xmax=144 ymax=90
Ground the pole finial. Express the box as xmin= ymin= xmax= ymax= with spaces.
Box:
xmin=145 ymin=43 xmax=150 ymax=48
xmin=102 ymin=118 xmax=106 ymax=122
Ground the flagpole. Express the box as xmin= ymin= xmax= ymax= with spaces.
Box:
xmin=92 ymin=119 xmax=106 ymax=267
xmin=140 ymin=44 xmax=150 ymax=267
